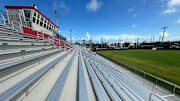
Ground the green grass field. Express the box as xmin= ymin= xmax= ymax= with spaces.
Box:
xmin=98 ymin=49 xmax=180 ymax=85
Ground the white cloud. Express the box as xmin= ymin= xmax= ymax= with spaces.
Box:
xmin=86 ymin=0 xmax=103 ymax=12
xmin=163 ymin=7 xmax=177 ymax=14
xmin=131 ymin=24 xmax=136 ymax=28
xmin=163 ymin=0 xmax=180 ymax=14
xmin=78 ymin=32 xmax=180 ymax=43
xmin=59 ymin=2 xmax=70 ymax=11
xmin=87 ymin=32 xmax=90 ymax=39
xmin=128 ymin=8 xmax=134 ymax=12
xmin=53 ymin=1 xmax=70 ymax=15
xmin=177 ymin=19 xmax=180 ymax=23
xmin=167 ymin=0 xmax=180 ymax=8
xmin=159 ymin=32 xmax=168 ymax=41
xmin=92 ymin=34 xmax=152 ymax=43
xmin=159 ymin=32 xmax=168 ymax=37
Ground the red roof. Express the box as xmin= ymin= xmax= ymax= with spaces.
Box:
xmin=5 ymin=5 xmax=58 ymax=28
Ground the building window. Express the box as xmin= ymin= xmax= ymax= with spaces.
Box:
xmin=49 ymin=26 xmax=51 ymax=30
xmin=33 ymin=17 xmax=36 ymax=23
xmin=49 ymin=24 xmax=52 ymax=30
xmin=37 ymin=13 xmax=40 ymax=19
xmin=34 ymin=11 xmax=37 ymax=17
xmin=47 ymin=22 xmax=49 ymax=29
xmin=24 ymin=9 xmax=31 ymax=21
xmin=37 ymin=19 xmax=39 ymax=24
xmin=41 ymin=16 xmax=43 ymax=22
xmin=40 ymin=16 xmax=44 ymax=26
xmin=44 ymin=20 xmax=47 ymax=28
xmin=40 ymin=21 xmax=43 ymax=26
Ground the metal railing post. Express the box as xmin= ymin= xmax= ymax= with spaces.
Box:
xmin=172 ymin=85 xmax=176 ymax=95
xmin=18 ymin=13 xmax=22 ymax=33
xmin=148 ymin=92 xmax=153 ymax=101
xmin=1 ymin=14 xmax=6 ymax=25
xmin=143 ymin=72 xmax=146 ymax=86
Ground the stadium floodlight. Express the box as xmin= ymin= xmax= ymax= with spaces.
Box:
xmin=161 ymin=26 xmax=168 ymax=42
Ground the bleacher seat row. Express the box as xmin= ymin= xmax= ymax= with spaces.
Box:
xmin=81 ymin=49 xmax=167 ymax=101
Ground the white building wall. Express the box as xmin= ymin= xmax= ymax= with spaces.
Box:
xmin=32 ymin=23 xmax=54 ymax=37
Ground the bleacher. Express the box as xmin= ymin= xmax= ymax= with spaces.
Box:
xmin=0 ymin=15 xmax=169 ymax=101
xmin=0 ymin=22 xmax=57 ymax=52
xmin=0 ymin=23 xmax=51 ymax=46
xmin=81 ymin=49 xmax=167 ymax=101
xmin=0 ymin=22 xmax=63 ymax=70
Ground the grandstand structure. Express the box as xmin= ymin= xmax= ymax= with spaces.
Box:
xmin=1 ymin=5 xmax=69 ymax=47
xmin=0 ymin=4 xmax=178 ymax=101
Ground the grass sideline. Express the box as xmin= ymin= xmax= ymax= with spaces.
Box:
xmin=97 ymin=49 xmax=180 ymax=95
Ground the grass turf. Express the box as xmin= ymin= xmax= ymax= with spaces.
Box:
xmin=98 ymin=49 xmax=180 ymax=85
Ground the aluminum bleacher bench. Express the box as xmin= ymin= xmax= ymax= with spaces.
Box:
xmin=0 ymin=46 xmax=53 ymax=55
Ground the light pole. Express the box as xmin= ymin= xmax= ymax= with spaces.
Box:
xmin=70 ymin=29 xmax=72 ymax=44
xmin=161 ymin=26 xmax=168 ymax=42
xmin=161 ymin=26 xmax=168 ymax=47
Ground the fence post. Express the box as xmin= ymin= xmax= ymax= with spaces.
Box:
xmin=143 ymin=72 xmax=146 ymax=86
xmin=152 ymin=79 xmax=158 ymax=91
xmin=155 ymin=79 xmax=158 ymax=89
xmin=148 ymin=93 xmax=152 ymax=101
xmin=173 ymin=85 xmax=176 ymax=95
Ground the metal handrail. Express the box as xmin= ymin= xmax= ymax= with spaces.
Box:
xmin=0 ymin=23 xmax=39 ymax=40
xmin=149 ymin=92 xmax=167 ymax=101
xmin=0 ymin=27 xmax=48 ymax=43
xmin=0 ymin=21 xmax=57 ymax=46
xmin=0 ymin=11 xmax=7 ymax=24
xmin=11 ymin=20 xmax=21 ymax=32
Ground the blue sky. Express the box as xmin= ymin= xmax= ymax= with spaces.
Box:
xmin=1 ymin=0 xmax=180 ymax=43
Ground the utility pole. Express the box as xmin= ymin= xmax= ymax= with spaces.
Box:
xmin=101 ymin=37 xmax=104 ymax=48
xmin=82 ymin=39 xmax=85 ymax=46
xmin=118 ymin=37 xmax=121 ymax=47
xmin=136 ymin=37 xmax=139 ymax=48
xmin=159 ymin=35 xmax=161 ymax=42
xmin=89 ymin=39 xmax=92 ymax=48
xmin=161 ymin=26 xmax=168 ymax=42
xmin=153 ymin=36 xmax=155 ymax=43
xmin=70 ymin=29 xmax=72 ymax=44
xmin=55 ymin=9 xmax=58 ymax=32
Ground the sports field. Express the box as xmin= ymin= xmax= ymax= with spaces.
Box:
xmin=98 ymin=49 xmax=180 ymax=85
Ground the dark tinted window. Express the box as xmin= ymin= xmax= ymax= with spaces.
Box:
xmin=37 ymin=19 xmax=39 ymax=24
xmin=34 ymin=11 xmax=36 ymax=17
xmin=33 ymin=17 xmax=36 ymax=23
xmin=24 ymin=10 xmax=31 ymax=21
